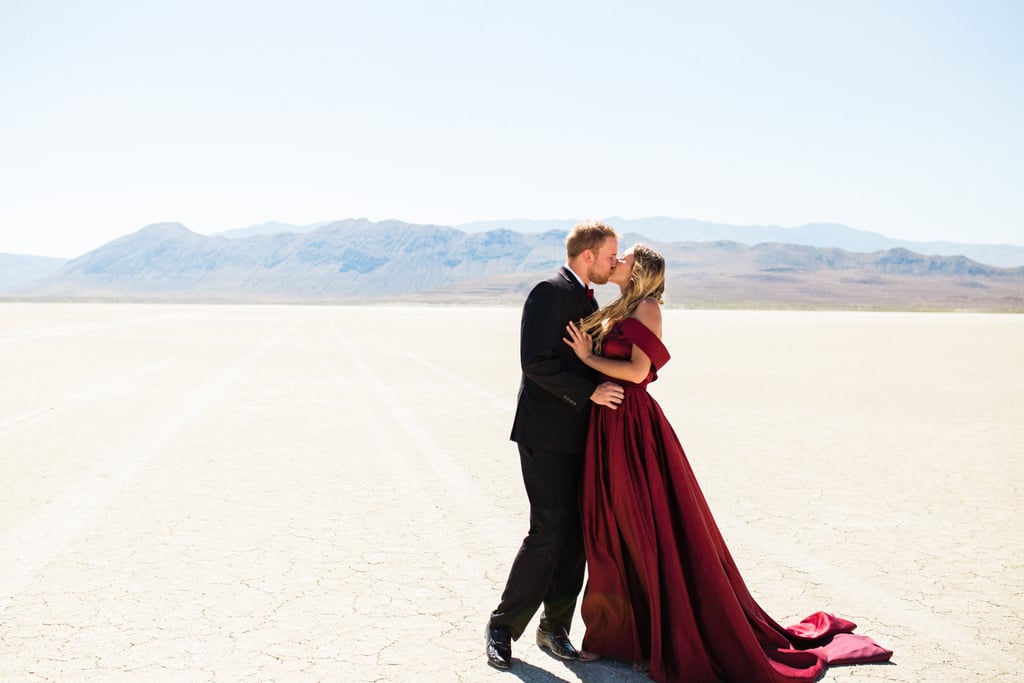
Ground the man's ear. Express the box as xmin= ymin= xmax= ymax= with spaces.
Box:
xmin=582 ymin=248 xmax=594 ymax=265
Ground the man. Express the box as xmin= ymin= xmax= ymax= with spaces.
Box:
xmin=486 ymin=220 xmax=625 ymax=670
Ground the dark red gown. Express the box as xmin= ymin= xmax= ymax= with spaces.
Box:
xmin=579 ymin=318 xmax=892 ymax=683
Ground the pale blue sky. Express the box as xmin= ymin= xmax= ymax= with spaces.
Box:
xmin=1 ymin=0 xmax=1021 ymax=257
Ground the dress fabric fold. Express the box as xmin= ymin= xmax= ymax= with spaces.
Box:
xmin=579 ymin=318 xmax=892 ymax=683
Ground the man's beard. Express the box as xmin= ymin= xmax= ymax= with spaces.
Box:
xmin=589 ymin=266 xmax=610 ymax=286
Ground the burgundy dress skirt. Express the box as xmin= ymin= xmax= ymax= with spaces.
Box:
xmin=579 ymin=318 xmax=891 ymax=683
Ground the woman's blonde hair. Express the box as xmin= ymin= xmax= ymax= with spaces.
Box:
xmin=580 ymin=244 xmax=666 ymax=352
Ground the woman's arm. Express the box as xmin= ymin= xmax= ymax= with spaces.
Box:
xmin=563 ymin=300 xmax=663 ymax=384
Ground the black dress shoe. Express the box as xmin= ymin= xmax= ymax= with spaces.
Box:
xmin=536 ymin=624 xmax=580 ymax=660
xmin=486 ymin=624 xmax=512 ymax=670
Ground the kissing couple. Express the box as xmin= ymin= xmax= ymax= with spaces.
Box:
xmin=485 ymin=220 xmax=892 ymax=682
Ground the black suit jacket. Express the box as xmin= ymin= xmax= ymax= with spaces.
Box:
xmin=510 ymin=266 xmax=600 ymax=453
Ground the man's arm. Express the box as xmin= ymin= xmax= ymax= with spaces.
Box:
xmin=520 ymin=283 xmax=620 ymax=410
xmin=590 ymin=381 xmax=624 ymax=409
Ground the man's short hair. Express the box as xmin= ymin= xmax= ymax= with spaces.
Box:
xmin=566 ymin=220 xmax=619 ymax=258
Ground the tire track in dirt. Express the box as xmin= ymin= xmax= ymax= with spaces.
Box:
xmin=0 ymin=312 xmax=307 ymax=611
xmin=0 ymin=324 xmax=272 ymax=433
xmin=324 ymin=316 xmax=521 ymax=577
xmin=0 ymin=309 xmax=198 ymax=345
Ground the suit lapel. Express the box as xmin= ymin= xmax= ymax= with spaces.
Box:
xmin=559 ymin=266 xmax=597 ymax=315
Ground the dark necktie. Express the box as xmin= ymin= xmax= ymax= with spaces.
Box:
xmin=585 ymin=286 xmax=596 ymax=305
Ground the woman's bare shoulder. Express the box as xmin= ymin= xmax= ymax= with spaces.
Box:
xmin=630 ymin=298 xmax=663 ymax=336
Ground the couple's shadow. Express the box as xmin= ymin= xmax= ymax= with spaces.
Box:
xmin=507 ymin=656 xmax=647 ymax=682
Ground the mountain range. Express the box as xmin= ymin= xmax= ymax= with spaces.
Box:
xmin=218 ymin=217 xmax=1024 ymax=269
xmin=0 ymin=253 xmax=68 ymax=291
xmin=6 ymin=219 xmax=1023 ymax=311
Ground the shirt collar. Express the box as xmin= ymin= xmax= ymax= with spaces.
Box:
xmin=565 ymin=265 xmax=588 ymax=290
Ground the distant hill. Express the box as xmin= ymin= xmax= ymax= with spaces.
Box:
xmin=0 ymin=253 xmax=68 ymax=291
xmin=416 ymin=239 xmax=1024 ymax=311
xmin=17 ymin=220 xmax=566 ymax=300
xmin=12 ymin=220 xmax=1024 ymax=311
xmin=214 ymin=220 xmax=330 ymax=239
xmin=456 ymin=217 xmax=1024 ymax=269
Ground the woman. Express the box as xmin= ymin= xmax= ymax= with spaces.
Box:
xmin=563 ymin=245 xmax=891 ymax=683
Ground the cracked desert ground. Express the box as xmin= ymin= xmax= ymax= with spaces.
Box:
xmin=1 ymin=303 xmax=1021 ymax=682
